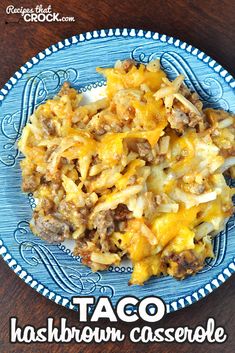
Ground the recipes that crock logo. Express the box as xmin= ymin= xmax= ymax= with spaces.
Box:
xmin=6 ymin=4 xmax=75 ymax=23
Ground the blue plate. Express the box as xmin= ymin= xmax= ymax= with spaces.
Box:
xmin=0 ymin=29 xmax=235 ymax=313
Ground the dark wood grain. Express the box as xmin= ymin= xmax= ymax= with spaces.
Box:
xmin=0 ymin=0 xmax=234 ymax=352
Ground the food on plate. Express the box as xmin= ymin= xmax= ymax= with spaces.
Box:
xmin=18 ymin=59 xmax=235 ymax=285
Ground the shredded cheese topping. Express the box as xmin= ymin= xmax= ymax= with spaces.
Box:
xmin=18 ymin=59 xmax=235 ymax=285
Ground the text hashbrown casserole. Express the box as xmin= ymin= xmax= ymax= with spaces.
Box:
xmin=18 ymin=59 xmax=235 ymax=285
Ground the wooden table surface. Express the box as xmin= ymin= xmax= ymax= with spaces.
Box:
xmin=0 ymin=0 xmax=234 ymax=352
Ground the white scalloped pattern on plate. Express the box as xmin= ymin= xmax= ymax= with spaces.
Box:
xmin=0 ymin=28 xmax=234 ymax=313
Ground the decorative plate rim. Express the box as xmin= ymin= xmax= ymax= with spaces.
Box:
xmin=0 ymin=28 xmax=235 ymax=314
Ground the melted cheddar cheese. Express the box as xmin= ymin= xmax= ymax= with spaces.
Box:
xmin=18 ymin=59 xmax=235 ymax=285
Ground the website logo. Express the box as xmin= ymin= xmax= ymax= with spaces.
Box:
xmin=6 ymin=4 xmax=75 ymax=23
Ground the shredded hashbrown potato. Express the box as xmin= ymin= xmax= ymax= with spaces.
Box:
xmin=18 ymin=59 xmax=235 ymax=285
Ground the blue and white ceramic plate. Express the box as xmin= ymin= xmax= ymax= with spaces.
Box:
xmin=0 ymin=29 xmax=235 ymax=313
